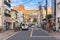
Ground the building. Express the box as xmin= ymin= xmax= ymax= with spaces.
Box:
xmin=13 ymin=5 xmax=26 ymax=14
xmin=56 ymin=0 xmax=60 ymax=31
xmin=25 ymin=9 xmax=39 ymax=24
xmin=42 ymin=7 xmax=52 ymax=19
xmin=17 ymin=11 xmax=23 ymax=24
xmin=10 ymin=9 xmax=17 ymax=30
xmin=13 ymin=5 xmax=26 ymax=22
xmin=10 ymin=9 xmax=24 ymax=30
xmin=38 ymin=6 xmax=52 ymax=27
xmin=0 ymin=0 xmax=11 ymax=30
xmin=0 ymin=0 xmax=5 ymax=30
xmin=4 ymin=0 xmax=11 ymax=30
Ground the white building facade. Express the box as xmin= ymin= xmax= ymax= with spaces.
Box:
xmin=56 ymin=0 xmax=60 ymax=31
xmin=17 ymin=11 xmax=23 ymax=24
xmin=10 ymin=9 xmax=17 ymax=30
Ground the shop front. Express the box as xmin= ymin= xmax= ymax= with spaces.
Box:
xmin=5 ymin=22 xmax=11 ymax=30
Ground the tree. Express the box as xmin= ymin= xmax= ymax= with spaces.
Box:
xmin=33 ymin=18 xmax=37 ymax=23
xmin=46 ymin=14 xmax=52 ymax=19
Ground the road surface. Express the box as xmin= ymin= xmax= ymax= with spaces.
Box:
xmin=7 ymin=27 xmax=60 ymax=40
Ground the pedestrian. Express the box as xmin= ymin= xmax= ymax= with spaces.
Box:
xmin=47 ymin=20 xmax=52 ymax=33
xmin=35 ymin=23 xmax=37 ymax=28
xmin=14 ymin=21 xmax=19 ymax=31
xmin=51 ymin=21 xmax=56 ymax=32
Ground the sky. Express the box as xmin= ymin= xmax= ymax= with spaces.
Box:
xmin=11 ymin=0 xmax=51 ymax=9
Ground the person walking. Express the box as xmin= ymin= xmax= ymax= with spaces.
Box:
xmin=51 ymin=20 xmax=56 ymax=32
xmin=14 ymin=21 xmax=19 ymax=31
xmin=47 ymin=20 xmax=52 ymax=33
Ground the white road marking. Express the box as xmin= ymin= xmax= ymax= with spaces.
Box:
xmin=31 ymin=28 xmax=56 ymax=38
xmin=5 ymin=31 xmax=20 ymax=40
xmin=30 ymin=28 xmax=34 ymax=37
xmin=32 ymin=36 xmax=55 ymax=37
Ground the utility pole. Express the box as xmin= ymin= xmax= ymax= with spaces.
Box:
xmin=46 ymin=0 xmax=48 ymax=30
xmin=38 ymin=2 xmax=42 ymax=27
xmin=51 ymin=0 xmax=57 ymax=28
xmin=46 ymin=0 xmax=47 ymax=20
xmin=54 ymin=0 xmax=57 ymax=31
xmin=51 ymin=0 xmax=56 ymax=30
xmin=54 ymin=0 xmax=56 ymax=21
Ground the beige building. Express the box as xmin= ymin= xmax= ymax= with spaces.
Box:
xmin=24 ymin=7 xmax=52 ymax=25
xmin=0 ymin=0 xmax=11 ymax=30
xmin=4 ymin=0 xmax=11 ymax=30
xmin=42 ymin=7 xmax=52 ymax=19
xmin=25 ymin=9 xmax=39 ymax=23
xmin=10 ymin=9 xmax=17 ymax=29
xmin=0 ymin=0 xmax=5 ymax=29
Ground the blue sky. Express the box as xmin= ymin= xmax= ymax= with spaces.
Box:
xmin=11 ymin=0 xmax=51 ymax=9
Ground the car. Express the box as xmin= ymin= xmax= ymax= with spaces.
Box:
xmin=21 ymin=23 xmax=28 ymax=30
xmin=31 ymin=25 xmax=35 ymax=28
xmin=28 ymin=24 xmax=31 ymax=27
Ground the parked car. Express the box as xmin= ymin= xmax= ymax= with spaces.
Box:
xmin=31 ymin=24 xmax=35 ymax=28
xmin=28 ymin=24 xmax=31 ymax=27
xmin=21 ymin=23 xmax=28 ymax=30
xmin=31 ymin=25 xmax=35 ymax=28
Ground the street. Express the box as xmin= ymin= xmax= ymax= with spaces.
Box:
xmin=0 ymin=0 xmax=60 ymax=40
xmin=7 ymin=27 xmax=60 ymax=40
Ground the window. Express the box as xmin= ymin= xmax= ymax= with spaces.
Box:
xmin=57 ymin=2 xmax=60 ymax=9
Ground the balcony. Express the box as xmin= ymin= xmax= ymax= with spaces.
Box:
xmin=4 ymin=1 xmax=11 ymax=7
xmin=8 ymin=0 xmax=11 ymax=3
xmin=4 ymin=13 xmax=11 ymax=17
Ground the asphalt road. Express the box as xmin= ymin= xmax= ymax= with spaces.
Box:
xmin=7 ymin=27 xmax=60 ymax=40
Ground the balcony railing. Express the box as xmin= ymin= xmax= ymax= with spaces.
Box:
xmin=8 ymin=0 xmax=11 ymax=3
xmin=4 ymin=1 xmax=11 ymax=7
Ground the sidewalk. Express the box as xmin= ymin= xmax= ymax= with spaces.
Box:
xmin=0 ymin=30 xmax=19 ymax=40
xmin=42 ymin=28 xmax=60 ymax=39
xmin=49 ymin=31 xmax=60 ymax=39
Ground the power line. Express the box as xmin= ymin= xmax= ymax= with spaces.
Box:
xmin=11 ymin=0 xmax=32 ymax=4
xmin=11 ymin=0 xmax=32 ymax=6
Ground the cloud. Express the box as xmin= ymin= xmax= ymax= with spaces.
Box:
xmin=11 ymin=3 xmax=18 ymax=6
xmin=29 ymin=2 xmax=35 ymax=4
xmin=25 ymin=7 xmax=38 ymax=10
xmin=11 ymin=0 xmax=18 ymax=3
xmin=19 ymin=2 xmax=24 ymax=4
